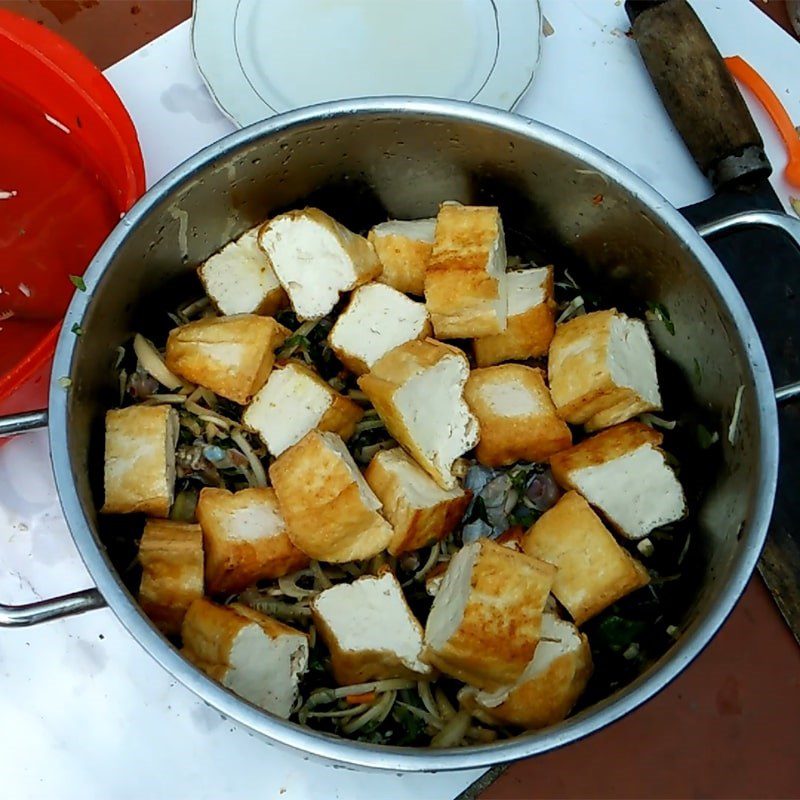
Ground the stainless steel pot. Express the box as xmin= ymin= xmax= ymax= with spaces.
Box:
xmin=1 ymin=99 xmax=797 ymax=771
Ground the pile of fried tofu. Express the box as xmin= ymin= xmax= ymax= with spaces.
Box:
xmin=101 ymin=201 xmax=687 ymax=733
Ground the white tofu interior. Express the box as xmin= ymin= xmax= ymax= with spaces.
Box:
xmin=425 ymin=542 xmax=479 ymax=649
xmin=218 ymin=498 xmax=285 ymax=543
xmin=223 ymin=623 xmax=308 ymax=718
xmin=476 ymin=614 xmax=580 ymax=708
xmin=487 ymin=221 xmax=508 ymax=328
xmin=244 ymin=365 xmax=332 ymax=456
xmin=393 ymin=355 xmax=479 ymax=488
xmin=378 ymin=449 xmax=463 ymax=508
xmin=371 ymin=218 xmax=436 ymax=243
xmin=607 ymin=316 xmax=661 ymax=406
xmin=321 ymin=431 xmax=382 ymax=511
xmin=314 ymin=572 xmax=429 ymax=674
xmin=572 ymin=444 xmax=686 ymax=539
xmin=480 ymin=380 xmax=543 ymax=418
xmin=199 ymin=228 xmax=281 ymax=315
xmin=259 ymin=214 xmax=358 ymax=319
xmin=330 ymin=283 xmax=429 ymax=370
xmin=507 ymin=268 xmax=549 ymax=316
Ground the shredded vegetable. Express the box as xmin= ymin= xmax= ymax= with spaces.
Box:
xmin=133 ymin=334 xmax=184 ymax=390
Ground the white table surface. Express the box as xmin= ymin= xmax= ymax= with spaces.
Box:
xmin=2 ymin=2 xmax=799 ymax=798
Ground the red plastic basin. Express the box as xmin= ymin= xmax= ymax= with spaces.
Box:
xmin=0 ymin=8 xmax=145 ymax=418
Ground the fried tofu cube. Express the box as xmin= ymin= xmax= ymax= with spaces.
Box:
xmin=550 ymin=422 xmax=686 ymax=540
xmin=257 ymin=208 xmax=381 ymax=320
xmin=165 ymin=314 xmax=290 ymax=404
xmin=196 ymin=487 xmax=310 ymax=595
xmin=311 ymin=571 xmax=431 ymax=684
xmin=367 ymin=218 xmax=436 ymax=296
xmin=548 ymin=309 xmax=662 ymax=430
xmin=181 ymin=598 xmax=308 ymax=719
xmin=467 ymin=614 xmax=592 ymax=729
xmin=328 ymin=282 xmax=431 ymax=375
xmin=473 ymin=267 xmax=556 ymax=366
xmin=422 ymin=539 xmax=556 ymax=691
xmin=358 ymin=339 xmax=479 ymax=489
xmin=102 ymin=404 xmax=178 ymax=517
xmin=198 ymin=226 xmax=287 ymax=316
xmin=269 ymin=430 xmax=394 ymax=562
xmin=243 ymin=361 xmax=363 ymax=456
xmin=464 ymin=364 xmax=572 ymax=467
xmin=137 ymin=519 xmax=204 ymax=636
xmin=424 ymin=204 xmax=508 ymax=338
xmin=365 ymin=448 xmax=471 ymax=556
xmin=523 ymin=491 xmax=650 ymax=624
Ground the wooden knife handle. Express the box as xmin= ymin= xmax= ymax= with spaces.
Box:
xmin=625 ymin=0 xmax=771 ymax=189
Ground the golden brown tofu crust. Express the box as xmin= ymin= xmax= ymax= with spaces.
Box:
xmin=423 ymin=540 xmax=556 ymax=691
xmin=358 ymin=338 xmax=474 ymax=488
xmin=474 ymin=629 xmax=593 ymax=729
xmin=181 ymin=597 xmax=305 ymax=672
xmin=328 ymin=286 xmax=433 ymax=376
xmin=138 ymin=519 xmax=204 ymax=636
xmin=165 ymin=314 xmax=290 ymax=404
xmin=318 ymin=388 xmax=366 ymax=442
xmin=258 ymin=208 xmax=382 ymax=308
xmin=464 ymin=364 xmax=572 ymax=467
xmin=197 ymin=229 xmax=288 ymax=318
xmin=364 ymin=450 xmax=472 ymax=555
xmin=102 ymin=404 xmax=177 ymax=517
xmin=311 ymin=599 xmax=429 ymax=685
xmin=549 ymin=422 xmax=663 ymax=488
xmin=425 ymin=205 xmax=506 ymax=338
xmin=196 ymin=487 xmax=309 ymax=595
xmin=548 ymin=309 xmax=661 ymax=426
xmin=368 ymin=228 xmax=433 ymax=296
xmin=473 ymin=267 xmax=556 ymax=366
xmin=523 ymin=491 xmax=650 ymax=625
xmin=268 ymin=430 xmax=394 ymax=562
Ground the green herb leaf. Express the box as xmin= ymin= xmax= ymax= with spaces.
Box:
xmin=69 ymin=275 xmax=87 ymax=292
xmin=696 ymin=423 xmax=718 ymax=450
xmin=693 ymin=358 xmax=702 ymax=385
xmin=596 ymin=615 xmax=647 ymax=653
xmin=70 ymin=323 xmax=83 ymax=336
xmin=391 ymin=704 xmax=427 ymax=746
xmin=508 ymin=506 xmax=538 ymax=529
xmin=281 ymin=334 xmax=311 ymax=351
xmin=647 ymin=301 xmax=675 ymax=335
xmin=509 ymin=464 xmax=537 ymax=493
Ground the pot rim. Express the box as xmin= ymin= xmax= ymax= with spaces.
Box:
xmin=48 ymin=97 xmax=778 ymax=771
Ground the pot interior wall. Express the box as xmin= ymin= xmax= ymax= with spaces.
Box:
xmin=64 ymin=107 xmax=764 ymax=719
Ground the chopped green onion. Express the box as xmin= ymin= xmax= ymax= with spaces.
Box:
xmin=70 ymin=323 xmax=83 ymax=336
xmin=696 ymin=423 xmax=719 ymax=450
xmin=69 ymin=274 xmax=86 ymax=292
xmin=646 ymin=302 xmax=675 ymax=335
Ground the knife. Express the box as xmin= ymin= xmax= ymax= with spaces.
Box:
xmin=626 ymin=0 xmax=800 ymax=644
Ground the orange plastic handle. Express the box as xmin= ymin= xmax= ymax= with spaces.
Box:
xmin=724 ymin=55 xmax=800 ymax=188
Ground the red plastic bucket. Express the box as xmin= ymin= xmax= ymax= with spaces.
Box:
xmin=0 ymin=9 xmax=145 ymax=418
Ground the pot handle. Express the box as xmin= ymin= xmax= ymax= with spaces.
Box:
xmin=696 ymin=209 xmax=800 ymax=405
xmin=0 ymin=409 xmax=107 ymax=627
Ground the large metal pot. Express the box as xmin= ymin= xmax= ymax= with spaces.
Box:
xmin=0 ymin=99 xmax=796 ymax=771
